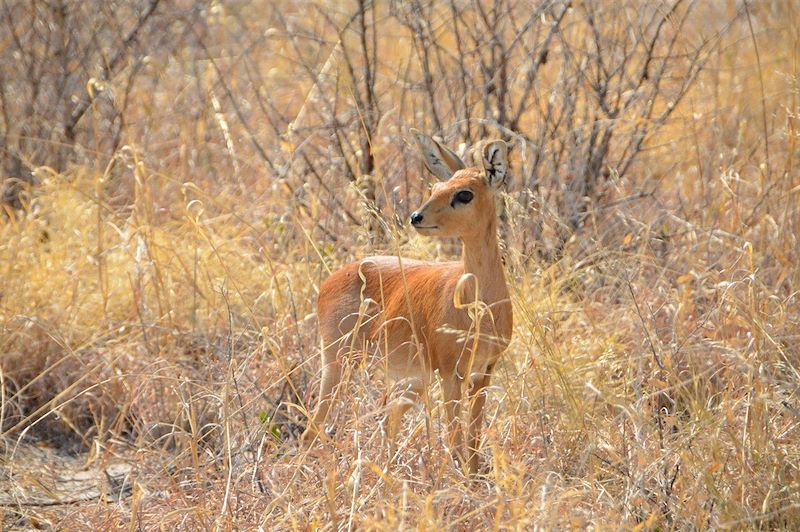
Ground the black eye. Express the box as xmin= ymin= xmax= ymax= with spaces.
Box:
xmin=454 ymin=190 xmax=473 ymax=205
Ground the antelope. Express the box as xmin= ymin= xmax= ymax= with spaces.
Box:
xmin=300 ymin=130 xmax=513 ymax=475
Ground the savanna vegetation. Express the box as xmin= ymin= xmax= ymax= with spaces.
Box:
xmin=1 ymin=0 xmax=798 ymax=528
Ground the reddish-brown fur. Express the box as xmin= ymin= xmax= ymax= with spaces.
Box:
xmin=301 ymin=132 xmax=513 ymax=474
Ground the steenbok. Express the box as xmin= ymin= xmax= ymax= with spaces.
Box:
xmin=301 ymin=130 xmax=513 ymax=475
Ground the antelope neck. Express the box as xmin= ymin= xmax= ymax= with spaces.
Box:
xmin=459 ymin=219 xmax=506 ymax=302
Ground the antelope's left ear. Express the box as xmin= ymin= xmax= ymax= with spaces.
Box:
xmin=478 ymin=140 xmax=508 ymax=189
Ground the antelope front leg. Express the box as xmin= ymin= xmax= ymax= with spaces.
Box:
xmin=441 ymin=377 xmax=466 ymax=468
xmin=466 ymin=367 xmax=492 ymax=475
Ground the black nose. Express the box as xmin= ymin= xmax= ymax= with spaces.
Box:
xmin=410 ymin=212 xmax=424 ymax=225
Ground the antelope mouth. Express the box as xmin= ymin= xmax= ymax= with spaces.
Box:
xmin=413 ymin=225 xmax=438 ymax=230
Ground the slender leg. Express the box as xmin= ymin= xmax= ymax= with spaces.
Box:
xmin=384 ymin=381 xmax=422 ymax=459
xmin=300 ymin=344 xmax=341 ymax=445
xmin=466 ymin=367 xmax=492 ymax=475
xmin=441 ymin=376 xmax=465 ymax=468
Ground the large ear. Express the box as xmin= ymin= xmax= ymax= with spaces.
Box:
xmin=410 ymin=128 xmax=466 ymax=181
xmin=474 ymin=139 xmax=508 ymax=188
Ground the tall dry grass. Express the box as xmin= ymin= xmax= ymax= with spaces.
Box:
xmin=1 ymin=0 xmax=799 ymax=529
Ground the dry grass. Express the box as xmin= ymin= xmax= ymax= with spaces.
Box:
xmin=1 ymin=0 xmax=799 ymax=529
